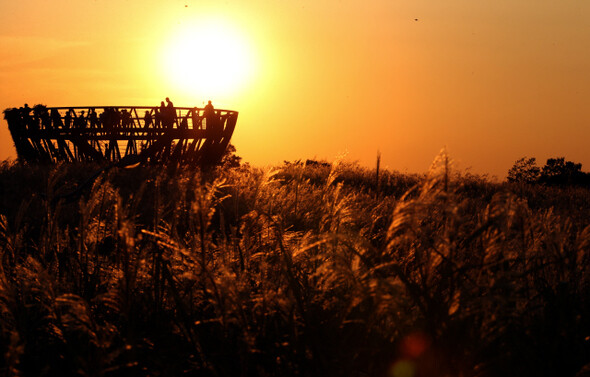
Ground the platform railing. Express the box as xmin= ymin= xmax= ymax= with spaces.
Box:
xmin=4 ymin=105 xmax=238 ymax=166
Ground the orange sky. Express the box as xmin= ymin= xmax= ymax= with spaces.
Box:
xmin=1 ymin=0 xmax=589 ymax=178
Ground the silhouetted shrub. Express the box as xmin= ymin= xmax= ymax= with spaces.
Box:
xmin=507 ymin=157 xmax=540 ymax=183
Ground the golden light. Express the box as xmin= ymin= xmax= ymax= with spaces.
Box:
xmin=160 ymin=18 xmax=257 ymax=98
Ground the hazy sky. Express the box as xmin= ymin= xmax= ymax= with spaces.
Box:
xmin=1 ymin=0 xmax=589 ymax=178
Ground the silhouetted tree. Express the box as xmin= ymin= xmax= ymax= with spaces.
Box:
xmin=220 ymin=143 xmax=242 ymax=168
xmin=508 ymin=157 xmax=541 ymax=183
xmin=539 ymin=157 xmax=589 ymax=186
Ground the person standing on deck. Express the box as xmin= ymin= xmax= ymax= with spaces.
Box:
xmin=64 ymin=109 xmax=73 ymax=129
xmin=165 ymin=97 xmax=175 ymax=129
xmin=89 ymin=108 xmax=98 ymax=128
xmin=203 ymin=100 xmax=218 ymax=133
xmin=203 ymin=100 xmax=214 ymax=118
xmin=144 ymin=110 xmax=153 ymax=129
xmin=159 ymin=101 xmax=166 ymax=128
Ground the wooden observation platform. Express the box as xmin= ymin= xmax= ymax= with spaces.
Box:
xmin=4 ymin=105 xmax=237 ymax=166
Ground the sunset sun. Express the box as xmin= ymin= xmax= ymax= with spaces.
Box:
xmin=160 ymin=19 xmax=257 ymax=98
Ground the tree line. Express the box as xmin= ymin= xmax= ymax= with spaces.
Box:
xmin=508 ymin=156 xmax=590 ymax=186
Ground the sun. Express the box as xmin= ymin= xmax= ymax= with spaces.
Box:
xmin=160 ymin=19 xmax=257 ymax=98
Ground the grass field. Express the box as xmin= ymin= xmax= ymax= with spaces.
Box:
xmin=0 ymin=154 xmax=589 ymax=377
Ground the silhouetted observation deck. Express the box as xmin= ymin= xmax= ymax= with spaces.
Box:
xmin=4 ymin=105 xmax=237 ymax=166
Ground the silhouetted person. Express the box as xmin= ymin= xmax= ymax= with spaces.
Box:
xmin=74 ymin=110 xmax=87 ymax=129
xmin=39 ymin=106 xmax=51 ymax=130
xmin=203 ymin=101 xmax=219 ymax=134
xmin=20 ymin=104 xmax=31 ymax=117
xmin=203 ymin=100 xmax=214 ymax=118
xmin=64 ymin=109 xmax=73 ymax=129
xmin=159 ymin=101 xmax=168 ymax=128
xmin=113 ymin=108 xmax=121 ymax=128
xmin=144 ymin=110 xmax=153 ymax=129
xmin=88 ymin=108 xmax=98 ymax=128
xmin=121 ymin=109 xmax=132 ymax=128
xmin=154 ymin=107 xmax=161 ymax=128
xmin=102 ymin=107 xmax=117 ymax=131
xmin=32 ymin=104 xmax=47 ymax=131
xmin=165 ymin=97 xmax=175 ymax=128
xmin=51 ymin=108 xmax=63 ymax=129
xmin=20 ymin=104 xmax=33 ymax=130
xmin=180 ymin=113 xmax=188 ymax=130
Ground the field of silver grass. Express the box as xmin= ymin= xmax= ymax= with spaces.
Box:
xmin=0 ymin=153 xmax=589 ymax=377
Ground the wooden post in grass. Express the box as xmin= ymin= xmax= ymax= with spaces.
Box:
xmin=375 ymin=150 xmax=381 ymax=195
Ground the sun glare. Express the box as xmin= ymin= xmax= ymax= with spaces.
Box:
xmin=160 ymin=19 xmax=256 ymax=98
